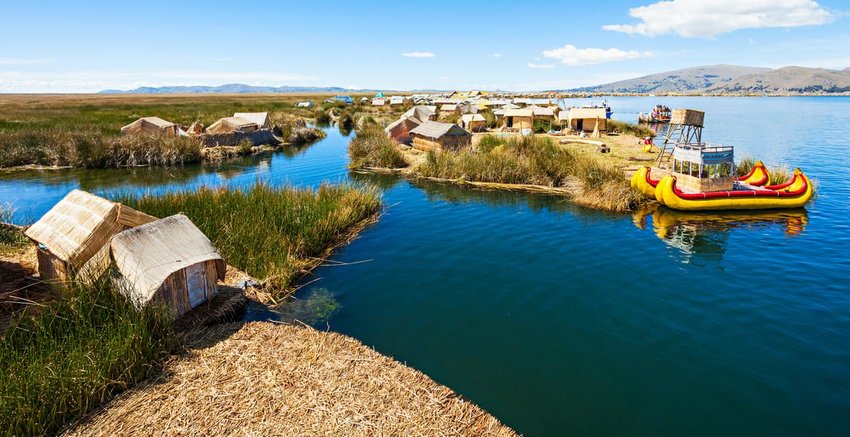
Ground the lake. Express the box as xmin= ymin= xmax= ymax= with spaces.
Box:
xmin=2 ymin=97 xmax=849 ymax=436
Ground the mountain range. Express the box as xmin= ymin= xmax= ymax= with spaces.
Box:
xmin=570 ymin=64 xmax=850 ymax=95
xmin=99 ymin=65 xmax=850 ymax=95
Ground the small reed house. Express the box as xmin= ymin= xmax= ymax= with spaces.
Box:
xmin=460 ymin=114 xmax=487 ymax=132
xmin=385 ymin=116 xmax=422 ymax=144
xmin=120 ymin=117 xmax=183 ymax=136
xmin=24 ymin=190 xmax=156 ymax=284
xmin=565 ymin=107 xmax=607 ymax=133
xmin=409 ymin=121 xmax=472 ymax=152
xmin=109 ymin=214 xmax=225 ymax=318
xmin=502 ymin=108 xmax=534 ymax=131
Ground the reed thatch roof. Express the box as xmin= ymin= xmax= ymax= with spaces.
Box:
xmin=568 ymin=107 xmax=607 ymax=120
xmin=504 ymin=108 xmax=534 ymax=118
xmin=24 ymin=190 xmax=156 ymax=268
xmin=110 ymin=214 xmax=224 ymax=306
xmin=461 ymin=114 xmax=486 ymax=122
xmin=402 ymin=105 xmax=437 ymax=123
xmin=410 ymin=121 xmax=471 ymax=139
xmin=66 ymin=322 xmax=517 ymax=436
xmin=384 ymin=116 xmax=421 ymax=135
xmin=206 ymin=117 xmax=259 ymax=134
xmin=233 ymin=112 xmax=270 ymax=129
xmin=120 ymin=117 xmax=178 ymax=136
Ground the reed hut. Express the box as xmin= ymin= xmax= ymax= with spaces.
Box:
xmin=385 ymin=116 xmax=422 ymax=144
xmin=233 ymin=112 xmax=271 ymax=129
xmin=566 ymin=107 xmax=607 ymax=133
xmin=460 ymin=114 xmax=487 ymax=132
xmin=120 ymin=117 xmax=181 ymax=136
xmin=402 ymin=105 xmax=437 ymax=123
xmin=409 ymin=121 xmax=471 ymax=152
xmin=23 ymin=190 xmax=156 ymax=284
xmin=440 ymin=104 xmax=460 ymax=116
xmin=109 ymin=214 xmax=225 ymax=318
xmin=502 ymin=108 xmax=534 ymax=131
xmin=206 ymin=117 xmax=259 ymax=134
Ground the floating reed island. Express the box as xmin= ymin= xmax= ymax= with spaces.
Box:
xmin=65 ymin=322 xmax=516 ymax=436
xmin=0 ymin=94 xmax=325 ymax=169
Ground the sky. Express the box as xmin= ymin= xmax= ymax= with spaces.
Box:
xmin=1 ymin=0 xmax=848 ymax=92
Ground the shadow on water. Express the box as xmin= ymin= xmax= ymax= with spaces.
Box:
xmin=635 ymin=206 xmax=809 ymax=263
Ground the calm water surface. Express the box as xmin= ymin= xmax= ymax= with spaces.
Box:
xmin=2 ymin=97 xmax=849 ymax=436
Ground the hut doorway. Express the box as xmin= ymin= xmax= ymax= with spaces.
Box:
xmin=506 ymin=117 xmax=514 ymax=128
xmin=576 ymin=119 xmax=583 ymax=131
xmin=186 ymin=263 xmax=208 ymax=308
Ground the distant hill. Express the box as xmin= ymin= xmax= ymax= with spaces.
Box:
xmin=572 ymin=65 xmax=850 ymax=95
xmin=99 ymin=84 xmax=356 ymax=94
xmin=709 ymin=66 xmax=850 ymax=94
xmin=572 ymin=65 xmax=770 ymax=94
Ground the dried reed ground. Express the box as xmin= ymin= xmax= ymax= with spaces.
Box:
xmin=66 ymin=321 xmax=516 ymax=436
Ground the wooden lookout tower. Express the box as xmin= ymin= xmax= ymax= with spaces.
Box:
xmin=656 ymin=109 xmax=705 ymax=165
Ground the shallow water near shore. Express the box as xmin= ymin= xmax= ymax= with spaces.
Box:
xmin=3 ymin=97 xmax=850 ymax=436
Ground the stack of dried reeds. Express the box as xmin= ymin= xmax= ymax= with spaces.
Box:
xmin=66 ymin=322 xmax=517 ymax=436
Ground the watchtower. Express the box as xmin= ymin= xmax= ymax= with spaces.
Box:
xmin=656 ymin=109 xmax=704 ymax=164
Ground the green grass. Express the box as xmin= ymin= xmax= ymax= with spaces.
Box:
xmin=390 ymin=133 xmax=646 ymax=212
xmin=0 ymin=94 xmax=330 ymax=169
xmin=0 ymin=276 xmax=173 ymax=436
xmin=736 ymin=156 xmax=756 ymax=177
xmin=0 ymin=205 xmax=25 ymax=249
xmin=607 ymin=119 xmax=654 ymax=138
xmin=347 ymin=125 xmax=408 ymax=169
xmin=114 ymin=183 xmax=382 ymax=290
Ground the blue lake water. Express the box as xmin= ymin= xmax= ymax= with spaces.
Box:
xmin=2 ymin=97 xmax=850 ymax=436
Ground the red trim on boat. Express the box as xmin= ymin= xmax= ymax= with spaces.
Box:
xmin=645 ymin=167 xmax=659 ymax=188
xmin=671 ymin=174 xmax=807 ymax=200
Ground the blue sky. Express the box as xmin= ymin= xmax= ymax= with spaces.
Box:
xmin=1 ymin=0 xmax=848 ymax=92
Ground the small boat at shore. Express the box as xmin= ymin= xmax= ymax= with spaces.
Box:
xmin=632 ymin=160 xmax=771 ymax=199
xmin=631 ymin=141 xmax=813 ymax=211
xmin=638 ymin=105 xmax=672 ymax=123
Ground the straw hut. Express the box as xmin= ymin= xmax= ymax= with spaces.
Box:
xmin=23 ymin=190 xmax=156 ymax=284
xmin=502 ymin=108 xmax=534 ymax=131
xmin=233 ymin=112 xmax=271 ymax=129
xmin=402 ymin=105 xmax=437 ymax=123
xmin=385 ymin=116 xmax=422 ymax=144
xmin=459 ymin=114 xmax=487 ymax=132
xmin=120 ymin=117 xmax=182 ymax=136
xmin=109 ymin=214 xmax=225 ymax=318
xmin=409 ymin=121 xmax=471 ymax=152
xmin=206 ymin=117 xmax=259 ymax=134
xmin=440 ymin=104 xmax=460 ymax=116
xmin=566 ymin=107 xmax=607 ymax=133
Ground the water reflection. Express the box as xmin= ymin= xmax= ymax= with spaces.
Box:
xmin=635 ymin=206 xmax=809 ymax=263
xmin=409 ymin=179 xmax=580 ymax=214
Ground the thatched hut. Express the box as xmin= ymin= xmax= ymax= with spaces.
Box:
xmin=23 ymin=190 xmax=156 ymax=284
xmin=120 ymin=117 xmax=182 ymax=136
xmin=502 ymin=108 xmax=534 ymax=131
xmin=233 ymin=112 xmax=271 ymax=129
xmin=566 ymin=107 xmax=607 ymax=133
xmin=439 ymin=104 xmax=460 ymax=116
xmin=109 ymin=214 xmax=225 ymax=318
xmin=459 ymin=114 xmax=487 ymax=132
xmin=402 ymin=105 xmax=437 ymax=123
xmin=385 ymin=116 xmax=422 ymax=144
xmin=409 ymin=121 xmax=471 ymax=152
xmin=206 ymin=117 xmax=259 ymax=134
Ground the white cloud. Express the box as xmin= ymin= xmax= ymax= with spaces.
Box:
xmin=542 ymin=45 xmax=652 ymax=66
xmin=401 ymin=51 xmax=435 ymax=58
xmin=603 ymin=0 xmax=833 ymax=38
xmin=527 ymin=62 xmax=555 ymax=69
xmin=490 ymin=53 xmax=503 ymax=58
